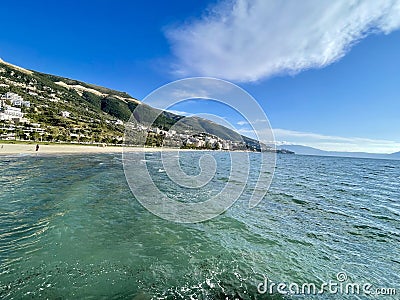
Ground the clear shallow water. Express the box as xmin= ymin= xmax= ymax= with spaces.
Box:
xmin=0 ymin=153 xmax=399 ymax=299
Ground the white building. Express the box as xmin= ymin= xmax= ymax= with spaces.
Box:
xmin=205 ymin=137 xmax=217 ymax=145
xmin=1 ymin=92 xmax=22 ymax=101
xmin=60 ymin=111 xmax=71 ymax=118
xmin=155 ymin=128 xmax=163 ymax=134
xmin=1 ymin=92 xmax=30 ymax=107
xmin=0 ymin=106 xmax=27 ymax=122
xmin=195 ymin=140 xmax=206 ymax=148
xmin=222 ymin=141 xmax=231 ymax=150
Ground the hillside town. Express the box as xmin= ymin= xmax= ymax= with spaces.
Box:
xmin=0 ymin=90 xmax=291 ymax=153
xmin=0 ymin=61 xmax=292 ymax=152
xmin=127 ymin=122 xmax=250 ymax=150
xmin=0 ymin=91 xmax=263 ymax=151
xmin=0 ymin=92 xmax=47 ymax=140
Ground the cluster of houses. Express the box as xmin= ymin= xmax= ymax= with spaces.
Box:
xmin=128 ymin=123 xmax=248 ymax=150
xmin=0 ymin=92 xmax=249 ymax=150
xmin=0 ymin=92 xmax=30 ymax=123
xmin=0 ymin=91 xmax=126 ymax=142
xmin=0 ymin=92 xmax=47 ymax=140
xmin=181 ymin=133 xmax=244 ymax=150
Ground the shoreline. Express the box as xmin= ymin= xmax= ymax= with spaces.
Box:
xmin=0 ymin=142 xmax=262 ymax=156
xmin=0 ymin=143 xmax=186 ymax=156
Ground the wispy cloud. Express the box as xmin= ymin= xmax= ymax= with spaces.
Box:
xmin=236 ymin=121 xmax=248 ymax=126
xmin=166 ymin=0 xmax=400 ymax=82
xmin=237 ymin=119 xmax=267 ymax=126
xmin=167 ymin=109 xmax=193 ymax=117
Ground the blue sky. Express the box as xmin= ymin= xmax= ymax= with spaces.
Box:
xmin=1 ymin=0 xmax=400 ymax=153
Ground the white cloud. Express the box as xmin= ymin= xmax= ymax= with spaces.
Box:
xmin=237 ymin=120 xmax=248 ymax=126
xmin=167 ymin=0 xmax=400 ymax=82
xmin=167 ymin=109 xmax=192 ymax=116
xmin=273 ymin=128 xmax=400 ymax=153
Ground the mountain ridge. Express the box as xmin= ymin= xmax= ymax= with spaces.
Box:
xmin=0 ymin=58 xmax=266 ymax=150
xmin=279 ymin=144 xmax=400 ymax=160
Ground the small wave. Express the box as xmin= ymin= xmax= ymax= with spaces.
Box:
xmin=372 ymin=214 xmax=396 ymax=222
xmin=383 ymin=165 xmax=396 ymax=169
xmin=340 ymin=181 xmax=358 ymax=187
xmin=286 ymin=237 xmax=314 ymax=247
xmin=291 ymin=198 xmax=308 ymax=206
xmin=217 ymin=177 xmax=229 ymax=182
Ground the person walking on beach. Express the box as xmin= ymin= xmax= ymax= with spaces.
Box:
xmin=36 ymin=144 xmax=39 ymax=152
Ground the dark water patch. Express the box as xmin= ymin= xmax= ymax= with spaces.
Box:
xmin=383 ymin=165 xmax=396 ymax=169
xmin=353 ymin=224 xmax=380 ymax=230
xmin=348 ymin=231 xmax=362 ymax=237
xmin=291 ymin=198 xmax=308 ymax=206
xmin=359 ymin=207 xmax=371 ymax=211
xmin=306 ymin=232 xmax=325 ymax=241
xmin=391 ymin=259 xmax=400 ymax=265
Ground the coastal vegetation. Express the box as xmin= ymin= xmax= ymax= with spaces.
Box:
xmin=0 ymin=59 xmax=293 ymax=153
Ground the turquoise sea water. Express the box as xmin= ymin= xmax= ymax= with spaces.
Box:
xmin=0 ymin=152 xmax=399 ymax=299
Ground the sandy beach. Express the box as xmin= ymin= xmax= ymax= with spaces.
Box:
xmin=0 ymin=143 xmax=181 ymax=155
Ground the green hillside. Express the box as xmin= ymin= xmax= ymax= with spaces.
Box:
xmin=0 ymin=59 xmax=265 ymax=150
